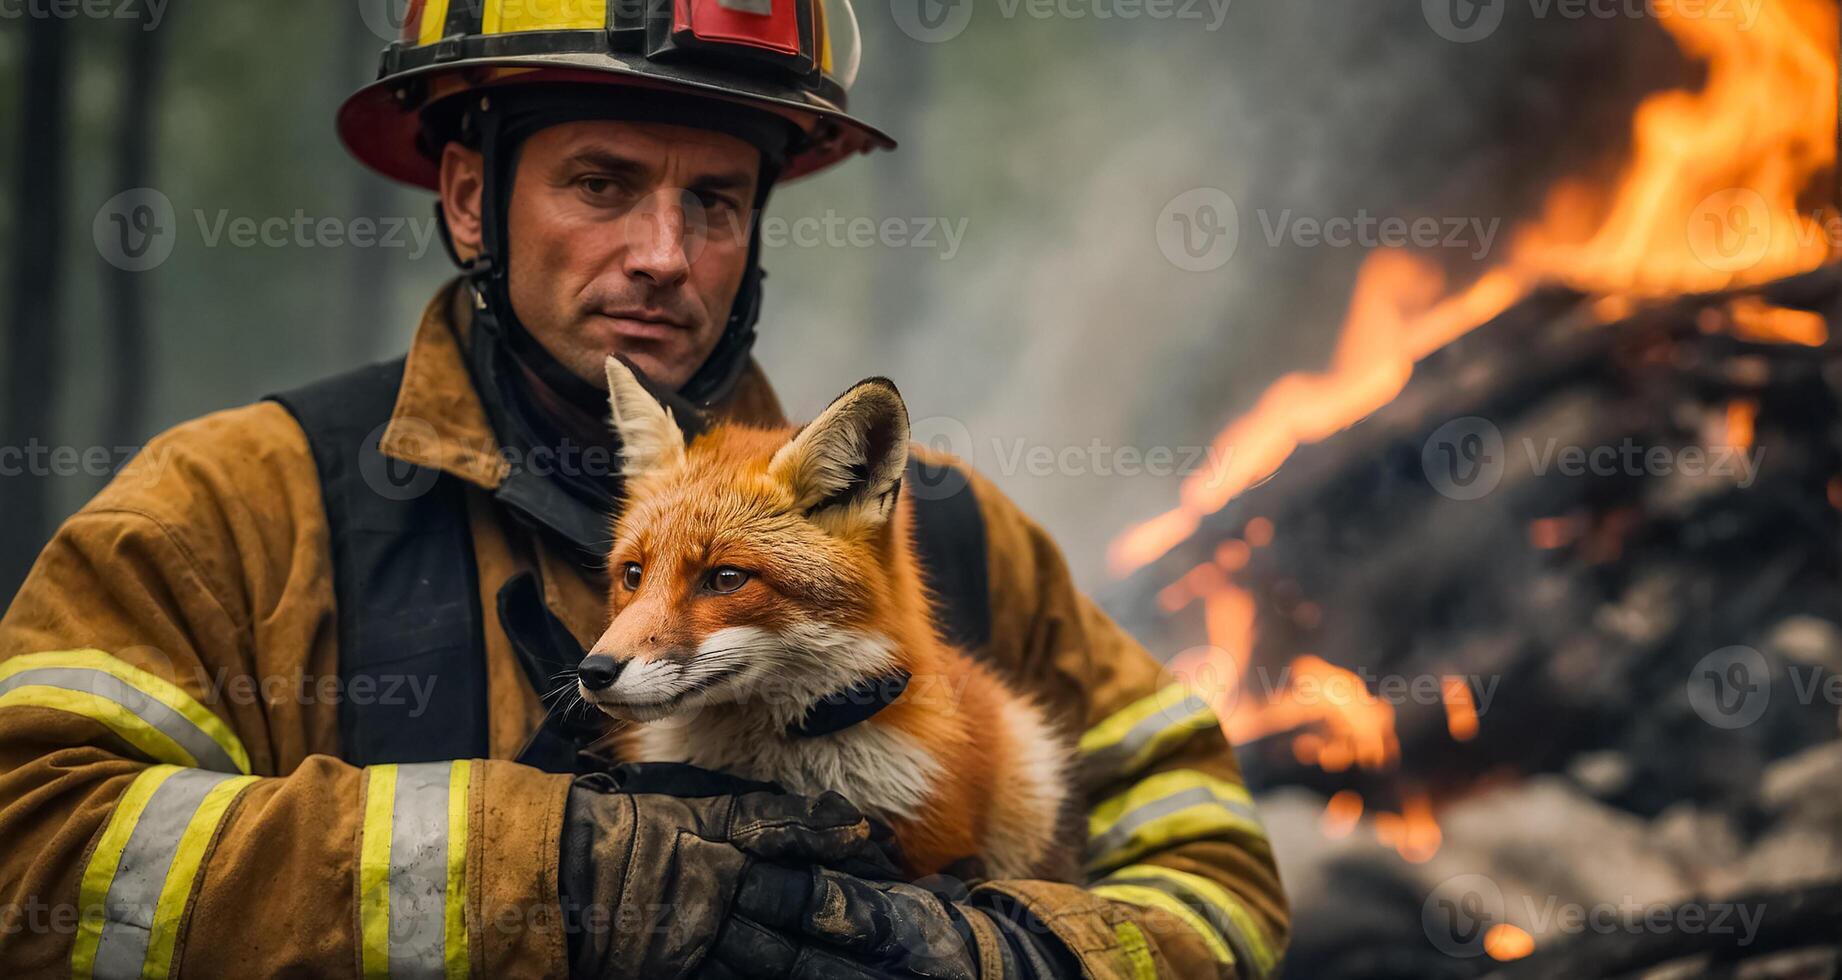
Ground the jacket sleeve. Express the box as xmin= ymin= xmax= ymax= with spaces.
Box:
xmin=958 ymin=466 xmax=1289 ymax=980
xmin=0 ymin=405 xmax=572 ymax=979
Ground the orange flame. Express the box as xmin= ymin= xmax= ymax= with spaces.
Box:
xmin=1485 ymin=924 xmax=1537 ymax=962
xmin=1320 ymin=790 xmax=1364 ymax=838
xmin=1442 ymin=677 xmax=1479 ymax=742
xmin=1127 ymin=2 xmax=1837 ymax=866
xmin=1373 ymin=791 xmax=1441 ymax=864
xmin=1724 ymin=398 xmax=1758 ymax=451
xmin=1112 ymin=1 xmax=1837 ymax=578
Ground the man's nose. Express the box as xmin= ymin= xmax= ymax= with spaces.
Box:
xmin=622 ymin=191 xmax=696 ymax=286
xmin=578 ymin=655 xmax=625 ymax=692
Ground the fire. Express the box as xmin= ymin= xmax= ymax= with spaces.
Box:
xmin=1723 ymin=398 xmax=1758 ymax=451
xmin=1112 ymin=0 xmax=1836 ymax=578
xmin=1442 ymin=676 xmax=1479 ymax=742
xmin=1372 ymin=792 xmax=1441 ymax=864
xmin=1484 ymin=924 xmax=1537 ymax=962
xmin=1226 ymin=655 xmax=1400 ymax=772
xmin=1320 ymin=790 xmax=1363 ymax=838
xmin=1120 ymin=1 xmax=1838 ymax=866
xmin=1726 ymin=296 xmax=1829 ymax=345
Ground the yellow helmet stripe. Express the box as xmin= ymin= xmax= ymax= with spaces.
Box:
xmin=483 ymin=0 xmax=609 ymax=35
xmin=419 ymin=0 xmax=452 ymax=47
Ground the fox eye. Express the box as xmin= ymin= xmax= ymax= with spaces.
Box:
xmin=621 ymin=563 xmax=643 ymax=590
xmin=706 ymin=567 xmax=750 ymax=594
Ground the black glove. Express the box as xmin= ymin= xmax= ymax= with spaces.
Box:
xmin=559 ymin=763 xmax=902 ymax=980
xmin=699 ymin=866 xmax=1083 ymax=980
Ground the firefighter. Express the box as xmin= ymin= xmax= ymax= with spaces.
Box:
xmin=0 ymin=2 xmax=1287 ymax=977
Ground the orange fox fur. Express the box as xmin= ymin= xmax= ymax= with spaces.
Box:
xmin=580 ymin=357 xmax=1070 ymax=880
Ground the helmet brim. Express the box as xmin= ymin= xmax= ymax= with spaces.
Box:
xmin=338 ymin=55 xmax=895 ymax=190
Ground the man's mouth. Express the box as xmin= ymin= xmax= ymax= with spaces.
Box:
xmin=594 ymin=311 xmax=692 ymax=343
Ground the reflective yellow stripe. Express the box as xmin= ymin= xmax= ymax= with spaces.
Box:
xmin=1099 ymin=865 xmax=1278 ymax=978
xmin=1087 ymin=770 xmax=1265 ymax=875
xmin=142 ymin=775 xmax=260 ymax=978
xmin=418 ymin=0 xmax=451 ymax=46
xmin=0 ymin=687 xmax=195 ymax=768
xmin=73 ymin=767 xmax=179 ymax=979
xmin=1110 ymin=922 xmax=1160 ymax=980
xmin=444 ymin=760 xmax=472 ymax=980
xmin=1091 ymin=883 xmax=1235 ymax=967
xmin=1079 ymin=683 xmax=1219 ymax=786
xmin=0 ymin=650 xmax=250 ymax=774
xmin=360 ymin=765 xmax=399 ymax=980
xmin=361 ymin=762 xmax=473 ymax=979
xmin=73 ymin=767 xmax=260 ymax=980
xmin=483 ymin=0 xmax=608 ymax=34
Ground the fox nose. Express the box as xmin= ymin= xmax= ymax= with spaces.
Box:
xmin=578 ymin=655 xmax=624 ymax=692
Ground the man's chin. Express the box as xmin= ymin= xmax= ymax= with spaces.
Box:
xmin=575 ymin=341 xmax=704 ymax=393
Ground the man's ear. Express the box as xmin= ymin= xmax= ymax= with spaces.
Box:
xmin=605 ymin=356 xmax=687 ymax=476
xmin=438 ymin=143 xmax=484 ymax=260
xmin=770 ymin=378 xmax=910 ymax=528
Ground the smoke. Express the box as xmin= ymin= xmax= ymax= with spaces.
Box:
xmin=758 ymin=0 xmax=1689 ymax=590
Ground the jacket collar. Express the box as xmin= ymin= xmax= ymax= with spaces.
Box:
xmin=379 ymin=279 xmax=788 ymax=493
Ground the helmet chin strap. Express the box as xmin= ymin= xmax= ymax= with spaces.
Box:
xmin=444 ymin=91 xmax=786 ymax=411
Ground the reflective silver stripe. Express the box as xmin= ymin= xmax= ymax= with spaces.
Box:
xmin=90 ymin=769 xmax=233 ymax=979
xmin=1087 ymin=786 xmax=1264 ymax=867
xmin=1080 ymin=693 xmax=1213 ymax=786
xmin=1102 ymin=873 xmax=1271 ymax=978
xmin=0 ymin=668 xmax=240 ymax=774
xmin=389 ymin=762 xmax=453 ymax=979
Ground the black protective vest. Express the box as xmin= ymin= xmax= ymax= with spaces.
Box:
xmin=269 ymin=357 xmax=992 ymax=771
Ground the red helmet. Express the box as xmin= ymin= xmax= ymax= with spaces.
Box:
xmin=338 ymin=0 xmax=895 ymax=189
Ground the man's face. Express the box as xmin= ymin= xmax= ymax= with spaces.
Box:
xmin=442 ymin=119 xmax=761 ymax=390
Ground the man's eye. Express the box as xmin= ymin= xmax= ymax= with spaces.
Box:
xmin=578 ymin=176 xmax=622 ymax=199
xmin=697 ymin=191 xmax=740 ymax=213
xmin=706 ymin=568 xmax=750 ymax=594
xmin=621 ymin=563 xmax=643 ymax=590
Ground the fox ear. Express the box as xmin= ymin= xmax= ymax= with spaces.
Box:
xmin=772 ymin=378 xmax=910 ymax=527
xmin=605 ymin=356 xmax=686 ymax=476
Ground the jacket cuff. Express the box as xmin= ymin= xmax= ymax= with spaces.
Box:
xmin=972 ymin=879 xmax=1226 ymax=980
xmin=470 ymin=761 xmax=574 ymax=978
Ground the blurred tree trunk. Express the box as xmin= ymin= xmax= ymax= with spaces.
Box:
xmin=102 ymin=6 xmax=169 ymax=451
xmin=343 ymin=3 xmax=393 ymax=363
xmin=4 ymin=14 xmax=73 ymax=603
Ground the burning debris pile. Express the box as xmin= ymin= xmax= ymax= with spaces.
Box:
xmin=1109 ymin=265 xmax=1842 ymax=977
xmin=1095 ymin=0 xmax=1840 ymax=975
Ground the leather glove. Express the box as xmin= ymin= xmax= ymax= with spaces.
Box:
xmin=560 ymin=763 xmax=902 ymax=979
xmin=698 ymin=866 xmax=1083 ymax=980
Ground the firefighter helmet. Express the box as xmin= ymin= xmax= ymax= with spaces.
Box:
xmin=338 ymin=0 xmax=894 ymax=189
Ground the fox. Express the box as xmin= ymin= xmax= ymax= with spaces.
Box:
xmin=575 ymin=356 xmax=1074 ymax=881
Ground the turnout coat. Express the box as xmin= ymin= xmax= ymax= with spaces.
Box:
xmin=0 ymin=282 xmax=1286 ymax=979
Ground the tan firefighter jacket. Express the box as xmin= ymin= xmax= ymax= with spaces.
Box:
xmin=0 ymin=282 xmax=1287 ymax=979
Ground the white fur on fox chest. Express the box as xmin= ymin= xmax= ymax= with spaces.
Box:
xmin=626 ymin=625 xmax=945 ymax=823
xmin=631 ymin=711 xmax=944 ymax=822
